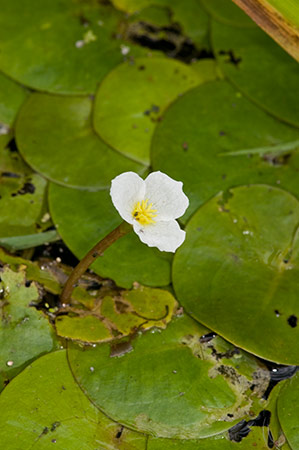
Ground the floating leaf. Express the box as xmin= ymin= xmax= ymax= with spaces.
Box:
xmin=0 ymin=147 xmax=48 ymax=238
xmin=93 ymin=58 xmax=203 ymax=164
xmin=0 ymin=267 xmax=57 ymax=390
xmin=49 ymin=183 xmax=172 ymax=289
xmin=0 ymin=350 xmax=146 ymax=449
xmin=201 ymin=0 xmax=255 ymax=27
xmin=56 ymin=285 xmax=176 ymax=343
xmin=0 ymin=72 xmax=28 ymax=146
xmin=212 ymin=20 xmax=299 ymax=127
xmin=173 ymin=185 xmax=299 ymax=365
xmin=0 ymin=0 xmax=146 ymax=95
xmin=16 ymin=93 xmax=146 ymax=189
xmin=56 ymin=315 xmax=112 ymax=343
xmin=151 ymin=80 xmax=299 ymax=222
xmin=278 ymin=372 xmax=299 ymax=449
xmin=112 ymin=0 xmax=210 ymax=48
xmin=148 ymin=383 xmax=290 ymax=449
xmin=68 ymin=314 xmax=269 ymax=439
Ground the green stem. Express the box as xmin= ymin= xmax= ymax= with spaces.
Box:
xmin=60 ymin=222 xmax=132 ymax=303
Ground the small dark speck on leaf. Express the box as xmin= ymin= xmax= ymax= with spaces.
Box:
xmin=222 ymin=174 xmax=226 ymax=180
xmin=268 ymin=430 xmax=274 ymax=448
xmin=51 ymin=421 xmax=61 ymax=432
xmin=138 ymin=65 xmax=145 ymax=70
xmin=274 ymin=310 xmax=280 ymax=317
xmin=197 ymin=227 xmax=202 ymax=232
xmin=25 ymin=280 xmax=32 ymax=287
xmin=51 ymin=439 xmax=57 ymax=444
xmin=18 ymin=182 xmax=36 ymax=195
xmin=1 ymin=171 xmax=21 ymax=178
xmin=199 ymin=332 xmax=216 ymax=343
xmin=182 ymin=142 xmax=188 ymax=151
xmin=287 ymin=315 xmax=297 ymax=328
xmin=115 ymin=426 xmax=124 ymax=439
xmin=219 ymin=131 xmax=226 ymax=136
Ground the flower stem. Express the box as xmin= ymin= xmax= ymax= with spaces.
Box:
xmin=60 ymin=222 xmax=132 ymax=303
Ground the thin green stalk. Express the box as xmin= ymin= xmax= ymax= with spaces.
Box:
xmin=60 ymin=222 xmax=132 ymax=303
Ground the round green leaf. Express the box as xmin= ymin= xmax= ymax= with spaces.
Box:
xmin=16 ymin=93 xmax=145 ymax=189
xmin=148 ymin=383 xmax=290 ymax=449
xmin=112 ymin=0 xmax=209 ymax=49
xmin=68 ymin=314 xmax=269 ymax=439
xmin=173 ymin=185 xmax=299 ymax=365
xmin=48 ymin=183 xmax=172 ymax=289
xmin=0 ymin=267 xmax=57 ymax=390
xmin=94 ymin=58 xmax=204 ymax=164
xmin=278 ymin=372 xmax=299 ymax=449
xmin=200 ymin=0 xmax=255 ymax=27
xmin=0 ymin=350 xmax=146 ymax=449
xmin=211 ymin=21 xmax=299 ymax=127
xmin=0 ymin=0 xmax=145 ymax=95
xmin=151 ymin=81 xmax=299 ymax=222
xmin=55 ymin=315 xmax=113 ymax=343
xmin=0 ymin=147 xmax=47 ymax=237
xmin=0 ymin=72 xmax=28 ymax=146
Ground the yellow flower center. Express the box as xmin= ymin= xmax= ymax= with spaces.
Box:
xmin=132 ymin=199 xmax=157 ymax=225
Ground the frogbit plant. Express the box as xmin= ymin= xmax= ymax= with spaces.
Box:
xmin=61 ymin=171 xmax=189 ymax=302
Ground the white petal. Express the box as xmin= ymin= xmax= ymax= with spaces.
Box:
xmin=133 ymin=219 xmax=186 ymax=252
xmin=144 ymin=171 xmax=189 ymax=221
xmin=110 ymin=172 xmax=145 ymax=224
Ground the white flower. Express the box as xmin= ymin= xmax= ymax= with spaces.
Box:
xmin=110 ymin=171 xmax=189 ymax=252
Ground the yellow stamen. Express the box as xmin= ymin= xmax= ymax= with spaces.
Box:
xmin=132 ymin=199 xmax=157 ymax=225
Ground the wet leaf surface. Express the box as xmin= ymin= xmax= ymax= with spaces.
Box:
xmin=93 ymin=57 xmax=204 ymax=164
xmin=0 ymin=350 xmax=147 ymax=449
xmin=201 ymin=0 xmax=255 ymax=27
xmin=212 ymin=20 xmax=299 ymax=127
xmin=49 ymin=183 xmax=172 ymax=288
xmin=173 ymin=185 xmax=299 ymax=365
xmin=151 ymin=80 xmax=299 ymax=222
xmin=56 ymin=285 xmax=176 ymax=343
xmin=0 ymin=72 xmax=28 ymax=147
xmin=278 ymin=372 xmax=299 ymax=449
xmin=16 ymin=93 xmax=146 ymax=189
xmin=68 ymin=314 xmax=269 ymax=439
xmin=0 ymin=146 xmax=48 ymax=237
xmin=0 ymin=267 xmax=57 ymax=391
xmin=0 ymin=0 xmax=146 ymax=95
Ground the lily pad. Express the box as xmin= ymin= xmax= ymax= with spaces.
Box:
xmin=68 ymin=314 xmax=269 ymax=439
xmin=278 ymin=372 xmax=299 ymax=449
xmin=55 ymin=315 xmax=112 ymax=343
xmin=0 ymin=72 xmax=28 ymax=146
xmin=211 ymin=21 xmax=299 ymax=127
xmin=151 ymin=80 xmax=299 ymax=222
xmin=0 ymin=0 xmax=146 ymax=95
xmin=173 ymin=185 xmax=299 ymax=365
xmin=148 ymin=383 xmax=289 ymax=449
xmin=0 ymin=146 xmax=48 ymax=237
xmin=200 ymin=0 xmax=255 ymax=27
xmin=0 ymin=267 xmax=57 ymax=390
xmin=16 ymin=93 xmax=146 ymax=189
xmin=0 ymin=350 xmax=146 ymax=449
xmin=48 ymin=183 xmax=172 ymax=289
xmin=93 ymin=58 xmax=203 ymax=164
xmin=55 ymin=285 xmax=176 ymax=343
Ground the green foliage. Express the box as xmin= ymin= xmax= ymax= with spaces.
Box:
xmin=0 ymin=0 xmax=298 ymax=448
xmin=173 ymin=185 xmax=299 ymax=364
